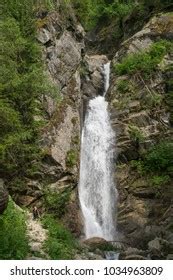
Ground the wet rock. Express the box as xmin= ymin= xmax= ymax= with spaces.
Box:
xmin=82 ymin=55 xmax=108 ymax=98
xmin=83 ymin=237 xmax=109 ymax=250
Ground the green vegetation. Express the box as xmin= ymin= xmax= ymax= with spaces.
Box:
xmin=66 ymin=149 xmax=78 ymax=168
xmin=128 ymin=125 xmax=145 ymax=143
xmin=0 ymin=1 xmax=60 ymax=182
xmin=71 ymin=0 xmax=135 ymax=30
xmin=44 ymin=187 xmax=72 ymax=218
xmin=116 ymin=79 xmax=130 ymax=93
xmin=71 ymin=0 xmax=173 ymax=31
xmin=0 ymin=199 xmax=29 ymax=259
xmin=132 ymin=141 xmax=173 ymax=174
xmin=142 ymin=92 xmax=163 ymax=109
xmin=131 ymin=141 xmax=173 ymax=190
xmin=42 ymin=215 xmax=77 ymax=259
xmin=114 ymin=41 xmax=173 ymax=77
xmin=144 ymin=142 xmax=173 ymax=173
xmin=149 ymin=175 xmax=170 ymax=187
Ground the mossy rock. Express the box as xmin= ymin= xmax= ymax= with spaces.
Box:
xmin=0 ymin=179 xmax=9 ymax=214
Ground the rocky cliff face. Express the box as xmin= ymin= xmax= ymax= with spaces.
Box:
xmin=35 ymin=4 xmax=85 ymax=235
xmin=15 ymin=3 xmax=173 ymax=259
xmin=37 ymin=8 xmax=173 ymax=258
xmin=108 ymin=13 xmax=173 ymax=259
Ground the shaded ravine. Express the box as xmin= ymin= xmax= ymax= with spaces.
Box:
xmin=79 ymin=62 xmax=118 ymax=241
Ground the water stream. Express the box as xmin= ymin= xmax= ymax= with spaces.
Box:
xmin=79 ymin=62 xmax=118 ymax=241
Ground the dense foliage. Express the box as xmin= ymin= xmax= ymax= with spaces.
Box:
xmin=131 ymin=141 xmax=173 ymax=189
xmin=0 ymin=1 xmax=59 ymax=179
xmin=44 ymin=187 xmax=72 ymax=218
xmin=71 ymin=0 xmax=173 ymax=30
xmin=42 ymin=215 xmax=78 ymax=259
xmin=144 ymin=142 xmax=173 ymax=173
xmin=114 ymin=40 xmax=173 ymax=77
xmin=0 ymin=200 xmax=29 ymax=259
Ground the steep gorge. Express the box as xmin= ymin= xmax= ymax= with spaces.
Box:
xmin=0 ymin=0 xmax=173 ymax=260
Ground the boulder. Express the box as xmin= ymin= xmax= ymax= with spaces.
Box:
xmin=82 ymin=237 xmax=109 ymax=250
xmin=83 ymin=237 xmax=107 ymax=244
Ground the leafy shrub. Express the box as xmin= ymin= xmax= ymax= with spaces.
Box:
xmin=44 ymin=187 xmax=72 ymax=218
xmin=131 ymin=141 xmax=173 ymax=178
xmin=130 ymin=160 xmax=145 ymax=174
xmin=144 ymin=142 xmax=173 ymax=172
xmin=0 ymin=199 xmax=29 ymax=259
xmin=114 ymin=41 xmax=173 ymax=77
xmin=42 ymin=215 xmax=77 ymax=259
xmin=149 ymin=175 xmax=170 ymax=187
xmin=71 ymin=0 xmax=172 ymax=31
xmin=71 ymin=0 xmax=135 ymax=30
xmin=0 ymin=2 xmax=60 ymax=179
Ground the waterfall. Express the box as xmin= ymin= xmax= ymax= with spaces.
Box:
xmin=103 ymin=62 xmax=111 ymax=96
xmin=79 ymin=62 xmax=118 ymax=241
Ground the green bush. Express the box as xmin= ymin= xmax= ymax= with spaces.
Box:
xmin=44 ymin=187 xmax=72 ymax=218
xmin=0 ymin=2 xmax=60 ymax=179
xmin=144 ymin=142 xmax=173 ymax=172
xmin=71 ymin=0 xmax=172 ymax=31
xmin=71 ymin=0 xmax=135 ymax=30
xmin=114 ymin=41 xmax=173 ymax=77
xmin=149 ymin=175 xmax=170 ymax=187
xmin=131 ymin=141 xmax=173 ymax=177
xmin=42 ymin=215 xmax=77 ymax=259
xmin=0 ymin=199 xmax=29 ymax=259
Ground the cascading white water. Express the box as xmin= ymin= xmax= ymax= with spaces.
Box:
xmin=103 ymin=62 xmax=111 ymax=96
xmin=79 ymin=62 xmax=118 ymax=241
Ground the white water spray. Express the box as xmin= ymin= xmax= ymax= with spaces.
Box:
xmin=79 ymin=62 xmax=118 ymax=240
